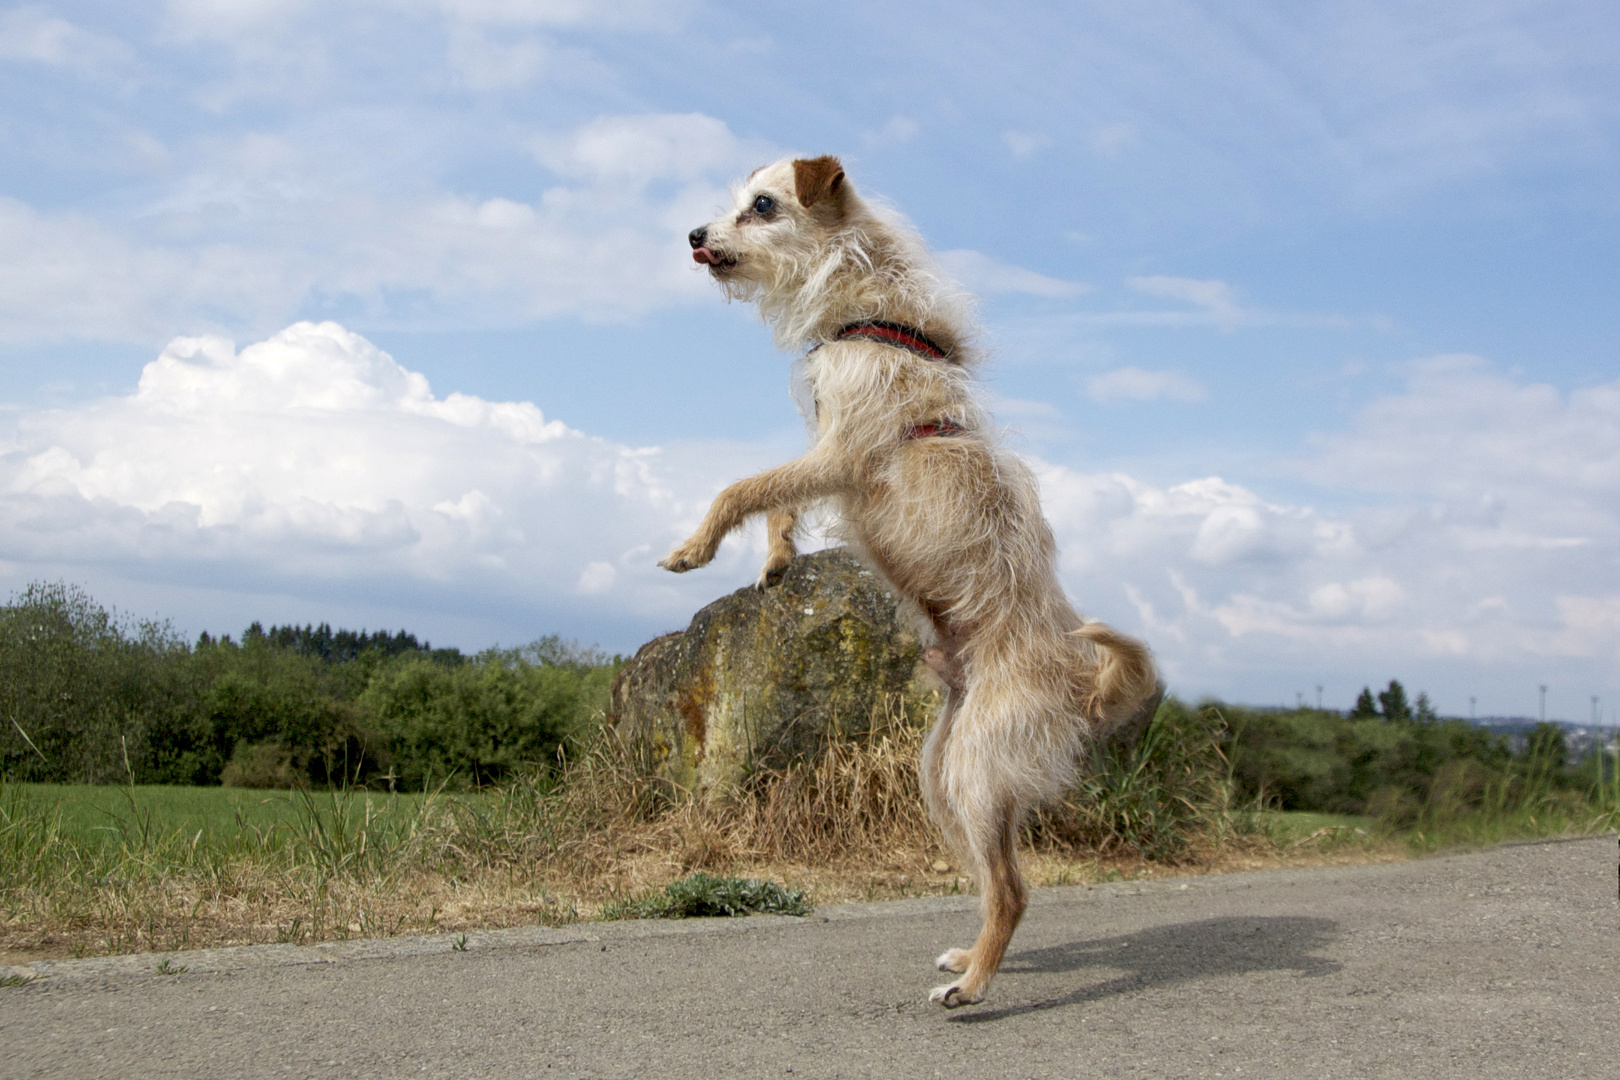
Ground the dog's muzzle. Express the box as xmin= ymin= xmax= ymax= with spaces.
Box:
xmin=688 ymin=226 xmax=733 ymax=268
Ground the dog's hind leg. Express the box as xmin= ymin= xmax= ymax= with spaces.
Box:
xmin=756 ymin=508 xmax=799 ymax=589
xmin=930 ymin=789 xmax=1026 ymax=1006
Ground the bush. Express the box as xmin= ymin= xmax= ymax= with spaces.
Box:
xmin=0 ymin=580 xmax=620 ymax=790
xmin=360 ymin=648 xmax=618 ymax=788
xmin=0 ymin=582 xmax=197 ymax=784
xmin=1221 ymin=704 xmax=1516 ymax=815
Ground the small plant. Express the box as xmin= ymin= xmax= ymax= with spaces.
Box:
xmin=603 ymin=873 xmax=810 ymax=920
xmin=451 ymin=933 xmax=469 ymax=952
xmin=1 ymin=973 xmax=39 ymax=987
xmin=154 ymin=958 xmax=187 ymax=976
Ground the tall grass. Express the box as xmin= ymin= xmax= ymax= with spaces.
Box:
xmin=1392 ymin=745 xmax=1620 ymax=853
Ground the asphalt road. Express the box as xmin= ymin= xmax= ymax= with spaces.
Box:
xmin=4 ymin=837 xmax=1616 ymax=1080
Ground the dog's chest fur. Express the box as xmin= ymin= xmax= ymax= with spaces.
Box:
xmin=803 ymin=340 xmax=968 ymax=447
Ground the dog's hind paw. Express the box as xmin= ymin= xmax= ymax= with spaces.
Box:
xmin=934 ymin=948 xmax=971 ymax=973
xmin=929 ymin=982 xmax=983 ymax=1008
xmin=754 ymin=561 xmax=789 ymax=590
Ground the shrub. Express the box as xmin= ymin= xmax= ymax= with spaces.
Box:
xmin=603 ymin=874 xmax=810 ymax=919
xmin=360 ymin=649 xmax=618 ymax=788
xmin=0 ymin=582 xmax=197 ymax=784
xmin=1222 ymin=704 xmax=1516 ymax=815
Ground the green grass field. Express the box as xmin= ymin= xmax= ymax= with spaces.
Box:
xmin=7 ymin=782 xmax=477 ymax=852
xmin=10 ymin=780 xmax=1370 ymax=856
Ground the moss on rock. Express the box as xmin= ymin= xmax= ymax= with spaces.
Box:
xmin=607 ymin=548 xmax=939 ymax=795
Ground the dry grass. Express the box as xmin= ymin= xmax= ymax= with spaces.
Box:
xmin=0 ymin=707 xmax=1399 ymax=964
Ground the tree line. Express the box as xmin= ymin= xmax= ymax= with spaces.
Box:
xmin=0 ymin=582 xmax=621 ymax=790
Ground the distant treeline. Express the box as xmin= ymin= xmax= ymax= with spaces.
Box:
xmin=0 ymin=582 xmax=621 ymax=789
xmin=1 ymin=582 xmax=1598 ymax=816
xmin=1214 ymin=692 xmax=1586 ymax=823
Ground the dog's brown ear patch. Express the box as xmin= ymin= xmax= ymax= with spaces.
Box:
xmin=793 ymin=156 xmax=845 ymax=209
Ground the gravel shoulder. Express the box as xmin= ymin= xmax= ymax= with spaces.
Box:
xmin=4 ymin=836 xmax=1616 ymax=1079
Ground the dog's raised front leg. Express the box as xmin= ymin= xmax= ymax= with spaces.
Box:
xmin=755 ymin=508 xmax=799 ymax=589
xmin=659 ymin=455 xmax=843 ymax=574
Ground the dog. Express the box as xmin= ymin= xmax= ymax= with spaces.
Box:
xmin=659 ymin=155 xmax=1163 ymax=1006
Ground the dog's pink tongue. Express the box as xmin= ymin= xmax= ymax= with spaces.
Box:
xmin=693 ymin=247 xmax=720 ymax=265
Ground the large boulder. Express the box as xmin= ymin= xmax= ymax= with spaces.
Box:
xmin=607 ymin=548 xmax=940 ymax=795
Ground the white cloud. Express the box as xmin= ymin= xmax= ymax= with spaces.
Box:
xmin=532 ymin=113 xmax=772 ymax=187
xmin=0 ymin=113 xmax=768 ymax=343
xmin=1064 ymin=275 xmax=1352 ymax=333
xmin=0 ymin=8 xmax=135 ymax=74
xmin=861 ymin=116 xmax=920 ymax=147
xmin=1037 ymin=356 xmax=1620 ymax=704
xmin=1127 ymin=276 xmax=1246 ymax=330
xmin=937 ymin=250 xmax=1088 ymax=299
xmin=1086 ymin=366 xmax=1206 ymax=404
xmin=1087 ymin=122 xmax=1137 ymax=158
xmin=1304 ymin=354 xmax=1620 ymax=517
xmin=0 ymin=197 xmax=298 ymax=343
xmin=0 ymin=322 xmax=782 ymax=628
xmin=1002 ymin=130 xmax=1050 ymax=159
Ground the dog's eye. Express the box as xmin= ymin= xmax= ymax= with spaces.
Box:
xmin=752 ymin=194 xmax=775 ymax=216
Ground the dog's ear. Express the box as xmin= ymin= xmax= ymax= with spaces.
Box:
xmin=793 ymin=156 xmax=845 ymax=210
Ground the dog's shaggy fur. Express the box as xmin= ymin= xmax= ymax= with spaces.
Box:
xmin=661 ymin=156 xmax=1163 ymax=1007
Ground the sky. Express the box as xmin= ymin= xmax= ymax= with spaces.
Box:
xmin=0 ymin=0 xmax=1616 ymax=719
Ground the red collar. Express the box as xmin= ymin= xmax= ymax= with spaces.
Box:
xmin=834 ymin=320 xmax=949 ymax=360
xmin=905 ymin=419 xmax=965 ymax=439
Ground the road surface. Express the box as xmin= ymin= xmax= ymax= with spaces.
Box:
xmin=4 ymin=836 xmax=1615 ymax=1079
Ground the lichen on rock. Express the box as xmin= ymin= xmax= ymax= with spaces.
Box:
xmin=607 ymin=548 xmax=940 ymax=796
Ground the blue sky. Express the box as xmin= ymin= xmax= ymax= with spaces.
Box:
xmin=1 ymin=1 xmax=1616 ymax=719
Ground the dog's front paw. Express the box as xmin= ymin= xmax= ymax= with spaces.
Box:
xmin=929 ymin=982 xmax=984 ymax=1008
xmin=934 ymin=948 xmax=971 ymax=974
xmin=658 ymin=540 xmax=713 ymax=573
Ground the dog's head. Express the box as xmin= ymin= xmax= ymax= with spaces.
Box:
xmin=688 ymin=155 xmax=971 ymax=353
xmin=687 ymin=155 xmax=851 ymax=301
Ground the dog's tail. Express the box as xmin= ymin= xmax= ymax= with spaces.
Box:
xmin=1069 ymin=621 xmax=1163 ymax=741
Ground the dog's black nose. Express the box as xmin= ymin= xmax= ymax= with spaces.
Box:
xmin=688 ymin=227 xmax=707 ymax=249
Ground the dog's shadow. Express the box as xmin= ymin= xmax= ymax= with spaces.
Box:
xmin=950 ymin=916 xmax=1342 ymax=1023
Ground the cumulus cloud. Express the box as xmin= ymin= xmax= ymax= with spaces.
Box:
xmin=0 ymin=322 xmax=782 ymax=632
xmin=1039 ymin=356 xmax=1620 ymax=703
xmin=1086 ymin=366 xmax=1207 ymax=404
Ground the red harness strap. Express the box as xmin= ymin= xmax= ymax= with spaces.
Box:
xmin=824 ymin=321 xmax=961 ymax=440
xmin=906 ymin=419 xmax=965 ymax=439
xmin=834 ymin=320 xmax=949 ymax=360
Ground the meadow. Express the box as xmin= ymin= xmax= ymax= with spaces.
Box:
xmin=3 ymin=582 xmax=1617 ymax=962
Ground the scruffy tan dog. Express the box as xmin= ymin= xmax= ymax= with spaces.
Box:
xmin=660 ymin=156 xmax=1162 ymax=1007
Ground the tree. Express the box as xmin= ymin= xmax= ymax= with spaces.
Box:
xmin=1350 ymin=687 xmax=1379 ymax=719
xmin=1378 ymin=680 xmax=1411 ymax=723
xmin=1413 ymin=692 xmax=1438 ymax=724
